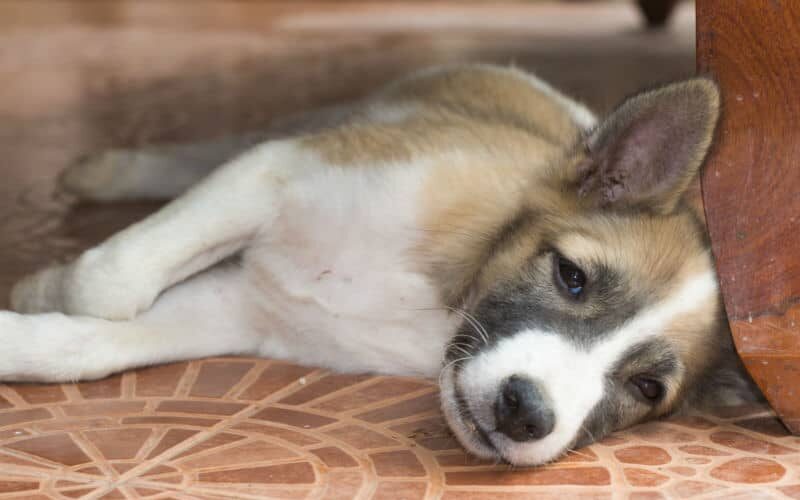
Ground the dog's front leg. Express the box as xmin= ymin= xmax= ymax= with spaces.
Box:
xmin=11 ymin=139 xmax=312 ymax=320
xmin=1 ymin=264 xmax=261 ymax=382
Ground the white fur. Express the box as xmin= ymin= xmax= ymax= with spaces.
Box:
xmin=6 ymin=140 xmax=462 ymax=381
xmin=444 ymin=269 xmax=718 ymax=465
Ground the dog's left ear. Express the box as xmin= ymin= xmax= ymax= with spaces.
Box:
xmin=577 ymin=78 xmax=720 ymax=214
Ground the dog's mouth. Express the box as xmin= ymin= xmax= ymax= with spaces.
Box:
xmin=453 ymin=383 xmax=497 ymax=452
xmin=439 ymin=363 xmax=500 ymax=460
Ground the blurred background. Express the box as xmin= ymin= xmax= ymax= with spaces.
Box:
xmin=0 ymin=0 xmax=696 ymax=306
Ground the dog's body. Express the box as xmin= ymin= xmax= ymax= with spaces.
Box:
xmin=3 ymin=64 xmax=757 ymax=465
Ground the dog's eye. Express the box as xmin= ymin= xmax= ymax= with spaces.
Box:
xmin=630 ymin=375 xmax=664 ymax=402
xmin=556 ymin=257 xmax=586 ymax=298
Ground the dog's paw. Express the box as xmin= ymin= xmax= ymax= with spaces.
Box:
xmin=10 ymin=264 xmax=68 ymax=314
xmin=11 ymin=253 xmax=157 ymax=320
xmin=59 ymin=150 xmax=135 ymax=202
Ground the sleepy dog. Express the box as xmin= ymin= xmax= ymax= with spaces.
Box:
xmin=3 ymin=64 xmax=759 ymax=466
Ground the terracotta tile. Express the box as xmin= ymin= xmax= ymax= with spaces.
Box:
xmin=356 ymin=392 xmax=439 ymax=423
xmin=435 ymin=452 xmax=494 ymax=467
xmin=99 ymin=488 xmax=126 ymax=499
xmin=320 ymin=471 xmax=364 ymax=500
xmin=623 ymin=468 xmax=669 ymax=487
xmin=778 ymin=485 xmax=800 ymax=499
xmin=280 ymin=374 xmax=372 ymax=405
xmin=173 ymin=432 xmax=246 ymax=459
xmin=190 ymin=360 xmax=254 ymax=398
xmin=141 ymin=465 xmax=179 ymax=477
xmin=735 ymin=417 xmax=791 ymax=437
xmin=710 ymin=431 xmax=796 ymax=455
xmin=34 ymin=417 xmax=115 ymax=432
xmin=156 ymin=400 xmax=247 ymax=416
xmin=11 ymin=384 xmax=66 ymax=404
xmin=179 ymin=441 xmax=298 ymax=468
xmin=668 ymin=466 xmax=697 ymax=476
xmin=112 ymin=462 xmax=137 ymax=474
xmin=62 ymin=401 xmax=146 ymax=417
xmin=685 ymin=457 xmax=713 ymax=465
xmin=628 ymin=493 xmax=666 ymax=500
xmin=371 ymin=481 xmax=427 ymax=499
xmin=134 ymin=363 xmax=188 ymax=397
xmin=668 ymin=480 xmax=725 ymax=497
xmin=6 ymin=433 xmax=91 ymax=466
xmin=55 ymin=480 xmax=87 ymax=488
xmin=143 ymin=474 xmax=183 ymax=485
xmin=311 ymin=446 xmax=358 ymax=468
xmin=76 ymin=374 xmax=123 ymax=399
xmin=631 ymin=423 xmax=697 ymax=443
xmin=614 ymin=446 xmax=671 ymax=465
xmin=446 ymin=467 xmax=612 ymax=486
xmin=61 ymin=487 xmax=98 ymax=498
xmin=83 ymin=428 xmax=152 ymax=460
xmin=0 ymin=480 xmax=39 ymax=493
xmin=370 ymin=450 xmax=426 ymax=477
xmin=669 ymin=416 xmax=717 ymax=430
xmin=679 ymin=445 xmax=732 ymax=456
xmin=0 ymin=408 xmax=52 ymax=427
xmin=233 ymin=422 xmax=321 ymax=446
xmin=134 ymin=488 xmax=162 ymax=497
xmin=252 ymin=407 xmax=336 ymax=428
xmin=441 ymin=493 xmax=612 ymax=500
xmin=122 ymin=416 xmax=221 ymax=427
xmin=559 ymin=447 xmax=599 ymax=463
xmin=198 ymin=462 xmax=316 ymax=484
xmin=313 ymin=379 xmax=432 ymax=413
xmin=324 ymin=424 xmax=398 ymax=449
xmin=0 ymin=429 xmax=28 ymax=440
xmin=710 ymin=457 xmax=786 ymax=484
xmin=75 ymin=466 xmax=103 ymax=475
xmin=0 ymin=451 xmax=57 ymax=468
xmin=146 ymin=429 xmax=200 ymax=459
xmin=598 ymin=435 xmax=628 ymax=446
xmin=237 ymin=363 xmax=316 ymax=401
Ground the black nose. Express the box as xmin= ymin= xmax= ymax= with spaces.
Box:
xmin=495 ymin=375 xmax=555 ymax=442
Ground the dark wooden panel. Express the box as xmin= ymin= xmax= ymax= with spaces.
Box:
xmin=697 ymin=1 xmax=800 ymax=432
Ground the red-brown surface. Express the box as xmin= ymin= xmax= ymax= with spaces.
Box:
xmin=1 ymin=358 xmax=800 ymax=499
xmin=0 ymin=0 xmax=793 ymax=497
xmin=697 ymin=1 xmax=800 ymax=433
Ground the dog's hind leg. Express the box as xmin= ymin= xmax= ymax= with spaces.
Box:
xmin=1 ymin=264 xmax=262 ymax=383
xmin=60 ymin=104 xmax=355 ymax=202
xmin=60 ymin=132 xmax=267 ymax=202
xmin=12 ymin=138 xmax=319 ymax=320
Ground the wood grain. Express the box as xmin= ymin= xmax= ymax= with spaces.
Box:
xmin=697 ymin=0 xmax=800 ymax=433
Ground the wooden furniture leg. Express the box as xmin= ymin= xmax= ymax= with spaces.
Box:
xmin=637 ymin=0 xmax=678 ymax=28
xmin=697 ymin=1 xmax=800 ymax=433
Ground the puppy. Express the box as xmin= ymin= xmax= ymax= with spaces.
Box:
xmin=4 ymin=64 xmax=759 ymax=466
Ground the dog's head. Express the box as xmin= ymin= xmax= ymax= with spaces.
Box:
xmin=439 ymin=78 xmax=759 ymax=466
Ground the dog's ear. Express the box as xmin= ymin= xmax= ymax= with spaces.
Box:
xmin=576 ymin=78 xmax=720 ymax=214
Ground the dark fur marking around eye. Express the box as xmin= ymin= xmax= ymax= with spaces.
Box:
xmin=613 ymin=339 xmax=680 ymax=379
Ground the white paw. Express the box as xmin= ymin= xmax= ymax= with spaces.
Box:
xmin=10 ymin=264 xmax=68 ymax=314
xmin=11 ymin=251 xmax=159 ymax=320
xmin=59 ymin=150 xmax=134 ymax=202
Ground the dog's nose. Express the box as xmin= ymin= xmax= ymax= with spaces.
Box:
xmin=495 ymin=375 xmax=555 ymax=442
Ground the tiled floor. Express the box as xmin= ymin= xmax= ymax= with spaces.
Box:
xmin=1 ymin=359 xmax=799 ymax=499
xmin=0 ymin=1 xmax=796 ymax=499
